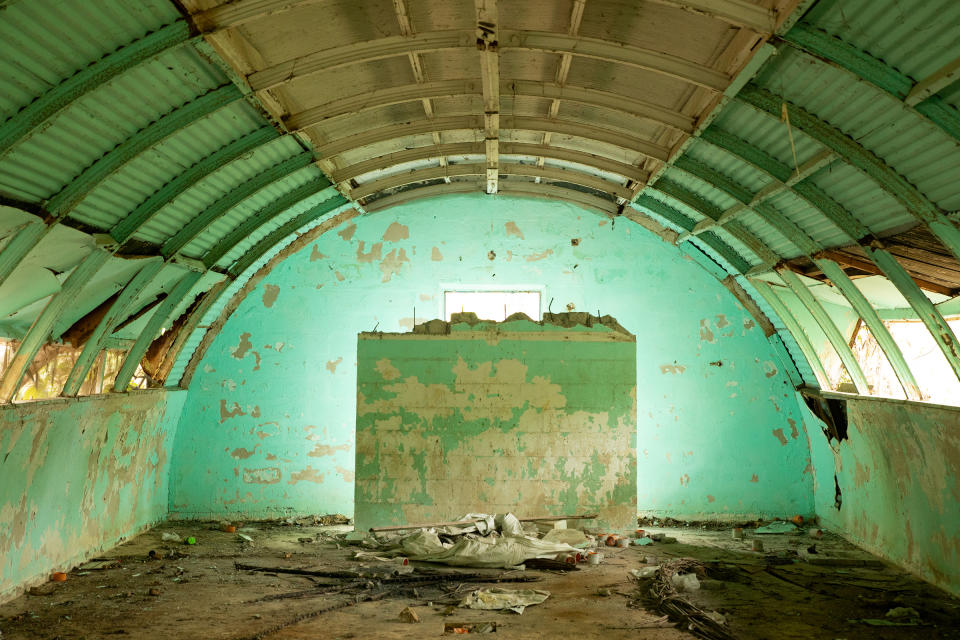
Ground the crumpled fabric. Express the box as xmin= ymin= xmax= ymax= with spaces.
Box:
xmin=460 ymin=587 xmax=550 ymax=614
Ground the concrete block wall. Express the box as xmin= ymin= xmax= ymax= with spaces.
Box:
xmin=354 ymin=317 xmax=637 ymax=530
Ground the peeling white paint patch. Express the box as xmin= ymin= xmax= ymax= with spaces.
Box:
xmin=262 ymin=284 xmax=280 ymax=308
xmin=326 ymin=357 xmax=343 ymax=373
xmin=505 ymin=221 xmax=524 ymax=239
xmin=431 ymin=246 xmax=443 ymax=261
xmin=383 ymin=222 xmax=410 ymax=242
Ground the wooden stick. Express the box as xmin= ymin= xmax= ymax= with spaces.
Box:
xmin=369 ymin=513 xmax=598 ymax=532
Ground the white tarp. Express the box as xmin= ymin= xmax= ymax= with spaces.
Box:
xmin=460 ymin=588 xmax=551 ymax=614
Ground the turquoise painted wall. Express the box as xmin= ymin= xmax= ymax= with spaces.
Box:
xmin=0 ymin=390 xmax=185 ymax=599
xmin=806 ymin=395 xmax=960 ymax=596
xmin=354 ymin=319 xmax=638 ymax=530
xmin=169 ymin=194 xmax=813 ymax=520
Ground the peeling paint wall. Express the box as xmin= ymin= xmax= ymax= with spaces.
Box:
xmin=354 ymin=319 xmax=637 ymax=530
xmin=807 ymin=395 xmax=960 ymax=596
xmin=170 ymin=194 xmax=812 ymax=520
xmin=0 ymin=390 xmax=185 ymax=600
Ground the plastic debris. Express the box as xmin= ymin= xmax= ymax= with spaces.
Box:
xmin=541 ymin=528 xmax=591 ymax=547
xmin=237 ymin=533 xmax=253 ymax=542
xmin=398 ymin=606 xmax=421 ymax=623
xmin=632 ymin=537 xmax=653 ymax=546
xmin=161 ymin=532 xmax=181 ymax=542
xmin=755 ymin=521 xmax=797 ymax=534
xmin=670 ymin=573 xmax=700 ymax=592
xmin=460 ymin=588 xmax=550 ymax=614
xmin=630 ymin=566 xmax=659 ymax=579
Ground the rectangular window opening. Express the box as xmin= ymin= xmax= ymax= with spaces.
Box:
xmin=442 ymin=289 xmax=542 ymax=323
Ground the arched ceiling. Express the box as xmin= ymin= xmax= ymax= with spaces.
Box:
xmin=0 ymin=0 xmax=959 ymax=402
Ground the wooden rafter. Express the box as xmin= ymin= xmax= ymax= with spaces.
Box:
xmin=476 ymin=0 xmax=499 ymax=193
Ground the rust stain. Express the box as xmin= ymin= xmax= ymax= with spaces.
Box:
xmin=288 ymin=465 xmax=324 ymax=485
xmin=309 ymin=245 xmax=327 ymax=261
xmin=335 ymin=271 xmax=345 ymax=282
xmin=337 ymin=223 xmax=357 ymax=242
xmin=763 ymin=361 xmax=779 ymax=378
xmin=242 ymin=467 xmax=281 ymax=484
xmin=750 ymin=473 xmax=759 ymax=483
xmin=707 ymin=494 xmax=715 ymax=503
xmin=431 ymin=246 xmax=443 ymax=261
xmin=525 ymin=249 xmax=553 ymax=262
xmin=219 ymin=400 xmax=247 ymax=423
xmin=307 ymin=442 xmax=351 ymax=457
xmin=356 ymin=241 xmax=383 ymax=263
xmin=743 ymin=318 xmax=755 ymax=330
xmin=230 ymin=445 xmax=260 ymax=459
xmin=772 ymin=428 xmax=788 ymax=446
xmin=261 ymin=284 xmax=280 ymax=308
xmin=383 ymin=222 xmax=410 ymax=242
xmin=680 ymin=474 xmax=690 ymax=486
xmin=505 ymin=221 xmax=524 ymax=239
xmin=326 ymin=357 xmax=343 ymax=373
xmin=231 ymin=332 xmax=253 ymax=359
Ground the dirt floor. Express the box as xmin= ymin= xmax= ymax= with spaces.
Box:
xmin=1 ymin=519 xmax=958 ymax=639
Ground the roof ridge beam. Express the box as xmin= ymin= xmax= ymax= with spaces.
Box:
xmin=644 ymin=0 xmax=776 ymax=32
xmin=0 ymin=21 xmax=196 ymax=156
xmin=476 ymin=0 xmax=500 ymax=193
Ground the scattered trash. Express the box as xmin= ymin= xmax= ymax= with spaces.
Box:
xmin=639 ymin=559 xmax=734 ymax=640
xmin=597 ymin=588 xmax=612 ymax=597
xmin=661 ymin=536 xmax=678 ymax=544
xmin=704 ymin=610 xmax=727 ymax=625
xmin=50 ymin=572 xmax=67 ymax=582
xmin=731 ymin=527 xmax=744 ymax=540
xmin=808 ymin=528 xmax=823 ymax=538
xmin=632 ymin=537 xmax=653 ymax=546
xmin=587 ymin=551 xmax=601 ymax=565
xmin=630 ymin=566 xmax=659 ymax=579
xmin=852 ymin=607 xmax=922 ymax=628
xmin=616 ymin=537 xmax=630 ymax=548
xmin=148 ymin=550 xmax=164 ymax=560
xmin=541 ymin=528 xmax=591 ymax=547
xmin=237 ymin=533 xmax=253 ymax=542
xmin=635 ymin=529 xmax=646 ymax=538
xmin=148 ymin=588 xmax=161 ymax=597
xmin=460 ymin=588 xmax=550 ymax=614
xmin=222 ymin=525 xmax=236 ymax=533
xmin=28 ymin=584 xmax=57 ymax=596
xmin=790 ymin=515 xmax=805 ymax=526
xmin=444 ymin=621 xmax=497 ymax=634
xmin=886 ymin=606 xmax=920 ymax=620
xmin=671 ymin=573 xmax=700 ymax=592
xmin=398 ymin=606 xmax=421 ymax=623
xmin=751 ymin=539 xmax=764 ymax=552
xmin=297 ymin=537 xmax=314 ymax=543
xmin=649 ymin=533 xmax=665 ymax=542
xmin=161 ymin=532 xmax=181 ymax=542
xmin=755 ymin=521 xmax=797 ymax=535
xmin=77 ymin=559 xmax=120 ymax=571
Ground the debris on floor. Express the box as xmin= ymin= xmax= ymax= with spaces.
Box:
xmin=459 ymin=587 xmax=551 ymax=614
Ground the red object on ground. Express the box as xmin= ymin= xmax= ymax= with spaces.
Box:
xmin=50 ymin=572 xmax=67 ymax=582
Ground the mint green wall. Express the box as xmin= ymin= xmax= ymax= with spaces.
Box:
xmin=169 ymin=194 xmax=813 ymax=520
xmin=805 ymin=395 xmax=960 ymax=596
xmin=0 ymin=390 xmax=185 ymax=599
xmin=355 ymin=320 xmax=638 ymax=530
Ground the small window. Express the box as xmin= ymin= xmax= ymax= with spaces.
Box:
xmin=443 ymin=289 xmax=541 ymax=322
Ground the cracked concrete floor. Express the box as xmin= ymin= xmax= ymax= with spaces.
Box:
xmin=0 ymin=521 xmax=958 ymax=639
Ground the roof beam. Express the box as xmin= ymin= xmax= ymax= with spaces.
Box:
xmin=60 ymin=258 xmax=166 ymax=397
xmin=476 ymin=0 xmax=500 ymax=194
xmin=0 ymin=85 xmax=244 ymax=288
xmin=644 ymin=0 xmax=776 ymax=32
xmin=750 ymin=278 xmax=831 ymax=388
xmin=202 ymin=183 xmax=341 ymax=267
xmin=349 ymin=163 xmax=633 ymax=201
xmin=778 ymin=25 xmax=960 ymax=142
xmin=250 ymin=30 xmax=729 ymax=94
xmin=331 ymin=142 xmax=648 ymax=184
xmin=285 ymin=80 xmax=695 ymax=133
xmin=905 ymin=55 xmax=960 ymax=107
xmin=159 ymin=152 xmax=319 ymax=258
xmin=816 ymin=249 xmax=954 ymax=297
xmin=537 ymin=0 xmax=586 ymax=179
xmin=737 ymin=84 xmax=960 ymax=262
xmin=314 ymin=114 xmax=671 ymax=162
xmin=0 ymin=249 xmax=111 ymax=403
xmin=193 ymin=0 xmax=325 ymax=32
xmin=864 ymin=245 xmax=960 ymax=383
xmin=0 ymin=21 xmax=196 ymax=156
xmin=812 ymin=257 xmax=922 ymax=400
xmin=113 ymin=270 xmax=203 ymax=391
xmin=776 ymin=268 xmax=870 ymax=394
xmin=111 ymin=126 xmax=279 ymax=244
